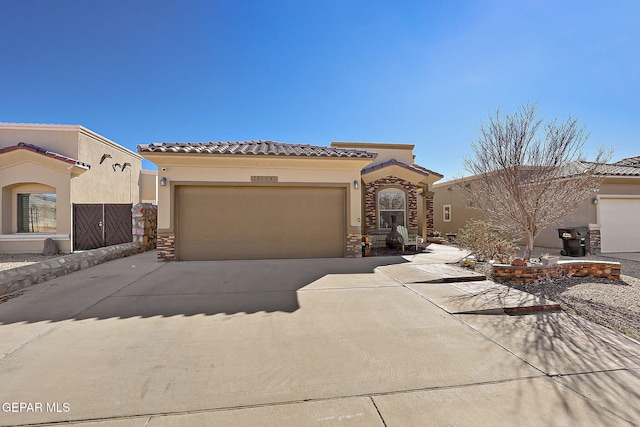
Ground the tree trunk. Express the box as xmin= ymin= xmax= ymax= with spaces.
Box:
xmin=524 ymin=232 xmax=535 ymax=260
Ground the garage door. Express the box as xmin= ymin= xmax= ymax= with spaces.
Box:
xmin=176 ymin=186 xmax=346 ymax=260
xmin=599 ymin=197 xmax=640 ymax=253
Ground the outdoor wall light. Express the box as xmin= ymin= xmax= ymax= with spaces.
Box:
xmin=592 ymin=197 xmax=599 ymax=204
xmin=353 ymin=180 xmax=359 ymax=189
xmin=100 ymin=153 xmax=112 ymax=164
xmin=160 ymin=177 xmax=167 ymax=186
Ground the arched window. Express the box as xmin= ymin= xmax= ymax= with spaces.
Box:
xmin=378 ymin=188 xmax=406 ymax=229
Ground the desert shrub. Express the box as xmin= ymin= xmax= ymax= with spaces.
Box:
xmin=457 ymin=219 xmax=519 ymax=263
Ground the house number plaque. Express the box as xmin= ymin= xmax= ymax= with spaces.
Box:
xmin=251 ymin=176 xmax=278 ymax=183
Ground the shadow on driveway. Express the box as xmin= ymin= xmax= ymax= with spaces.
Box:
xmin=0 ymin=254 xmax=408 ymax=324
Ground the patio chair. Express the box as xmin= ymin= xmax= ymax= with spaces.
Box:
xmin=397 ymin=225 xmax=418 ymax=251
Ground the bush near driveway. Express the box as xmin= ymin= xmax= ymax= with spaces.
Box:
xmin=456 ymin=219 xmax=519 ymax=264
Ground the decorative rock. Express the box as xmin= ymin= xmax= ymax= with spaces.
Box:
xmin=493 ymin=260 xmax=621 ymax=284
xmin=43 ymin=238 xmax=59 ymax=256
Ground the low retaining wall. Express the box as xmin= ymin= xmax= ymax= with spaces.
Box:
xmin=0 ymin=242 xmax=143 ymax=297
xmin=493 ymin=260 xmax=621 ymax=284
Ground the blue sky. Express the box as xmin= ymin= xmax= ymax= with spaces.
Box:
xmin=1 ymin=0 xmax=638 ymax=179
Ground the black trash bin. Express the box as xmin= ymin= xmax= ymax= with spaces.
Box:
xmin=557 ymin=226 xmax=590 ymax=257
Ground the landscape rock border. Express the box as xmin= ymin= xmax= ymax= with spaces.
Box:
xmin=493 ymin=260 xmax=621 ymax=284
xmin=0 ymin=242 xmax=143 ymax=297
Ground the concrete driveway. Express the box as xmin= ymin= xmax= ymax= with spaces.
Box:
xmin=1 ymin=246 xmax=639 ymax=426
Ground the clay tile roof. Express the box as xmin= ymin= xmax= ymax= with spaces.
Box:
xmin=593 ymin=163 xmax=640 ymax=176
xmin=137 ymin=140 xmax=377 ymax=158
xmin=0 ymin=142 xmax=90 ymax=169
xmin=556 ymin=161 xmax=640 ymax=178
xmin=614 ymin=155 xmax=640 ymax=167
xmin=361 ymin=159 xmax=443 ymax=178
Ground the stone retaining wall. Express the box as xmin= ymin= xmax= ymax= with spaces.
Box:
xmin=0 ymin=242 xmax=143 ymax=297
xmin=493 ymin=260 xmax=621 ymax=284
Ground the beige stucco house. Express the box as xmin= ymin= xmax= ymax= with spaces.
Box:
xmin=138 ymin=140 xmax=442 ymax=261
xmin=0 ymin=123 xmax=153 ymax=253
xmin=433 ymin=156 xmax=640 ymax=254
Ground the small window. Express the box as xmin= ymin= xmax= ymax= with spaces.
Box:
xmin=378 ymin=188 xmax=406 ymax=229
xmin=17 ymin=193 xmax=57 ymax=233
xmin=443 ymin=205 xmax=452 ymax=222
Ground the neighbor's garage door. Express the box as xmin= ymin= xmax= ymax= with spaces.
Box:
xmin=176 ymin=186 xmax=346 ymax=260
xmin=599 ymin=197 xmax=640 ymax=253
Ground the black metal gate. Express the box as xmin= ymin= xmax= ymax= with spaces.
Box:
xmin=73 ymin=204 xmax=132 ymax=251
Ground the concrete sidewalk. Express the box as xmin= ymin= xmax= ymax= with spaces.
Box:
xmin=0 ymin=247 xmax=639 ymax=426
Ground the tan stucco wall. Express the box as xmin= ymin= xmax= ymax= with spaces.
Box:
xmin=433 ymin=182 xmax=480 ymax=237
xmin=143 ymin=154 xmax=370 ymax=233
xmin=71 ymin=130 xmax=142 ymax=204
xmin=331 ymin=142 xmax=415 ymax=167
xmin=140 ymin=170 xmax=157 ymax=204
xmin=0 ymin=124 xmax=79 ymax=158
xmin=0 ymin=124 xmax=143 ymax=205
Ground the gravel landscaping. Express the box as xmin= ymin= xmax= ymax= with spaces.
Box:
xmin=0 ymin=252 xmax=64 ymax=271
xmin=476 ymin=247 xmax=640 ymax=342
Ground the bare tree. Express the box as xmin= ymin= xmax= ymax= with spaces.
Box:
xmin=459 ymin=103 xmax=611 ymax=259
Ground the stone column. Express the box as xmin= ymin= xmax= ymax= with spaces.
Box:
xmin=132 ymin=203 xmax=158 ymax=251
xmin=588 ymin=223 xmax=601 ymax=255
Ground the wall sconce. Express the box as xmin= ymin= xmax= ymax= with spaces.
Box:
xmin=160 ymin=177 xmax=167 ymax=186
xmin=100 ymin=154 xmax=112 ymax=164
xmin=353 ymin=180 xmax=359 ymax=189
xmin=112 ymin=163 xmax=121 ymax=172
xmin=592 ymin=197 xmax=598 ymax=204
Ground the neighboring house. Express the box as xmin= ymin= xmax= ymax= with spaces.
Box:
xmin=0 ymin=123 xmax=153 ymax=253
xmin=138 ymin=140 xmax=442 ymax=261
xmin=433 ymin=156 xmax=640 ymax=253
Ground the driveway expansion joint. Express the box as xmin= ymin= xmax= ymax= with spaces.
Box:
xmin=369 ymin=396 xmax=388 ymax=427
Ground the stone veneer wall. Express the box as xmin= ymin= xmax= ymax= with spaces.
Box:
xmin=493 ymin=260 xmax=620 ymax=284
xmin=346 ymin=233 xmax=362 ymax=258
xmin=365 ymin=177 xmax=418 ymax=232
xmin=157 ymin=232 xmax=361 ymax=261
xmin=132 ymin=203 xmax=158 ymax=251
xmin=425 ymin=191 xmax=434 ymax=236
xmin=157 ymin=233 xmax=176 ymax=262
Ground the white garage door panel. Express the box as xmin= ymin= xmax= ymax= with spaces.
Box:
xmin=599 ymin=198 xmax=640 ymax=253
